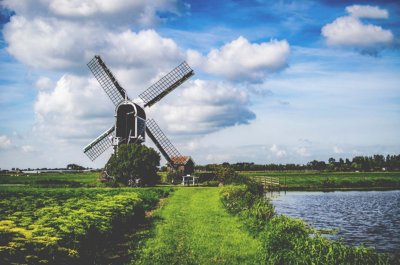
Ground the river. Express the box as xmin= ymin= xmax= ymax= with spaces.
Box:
xmin=271 ymin=190 xmax=400 ymax=254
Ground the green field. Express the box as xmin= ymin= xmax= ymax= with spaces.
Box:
xmin=238 ymin=171 xmax=400 ymax=190
xmin=1 ymin=171 xmax=399 ymax=264
xmin=0 ymin=172 xmax=99 ymax=187
xmin=0 ymin=186 xmax=171 ymax=264
xmin=2 ymin=170 xmax=400 ymax=190
xmin=135 ymin=187 xmax=262 ymax=264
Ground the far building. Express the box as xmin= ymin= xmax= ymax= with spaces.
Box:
xmin=169 ymin=156 xmax=195 ymax=175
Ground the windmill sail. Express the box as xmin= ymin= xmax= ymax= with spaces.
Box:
xmin=83 ymin=126 xmax=115 ymax=161
xmin=139 ymin=61 xmax=194 ymax=108
xmin=145 ymin=119 xmax=186 ymax=166
xmin=87 ymin=55 xmax=129 ymax=106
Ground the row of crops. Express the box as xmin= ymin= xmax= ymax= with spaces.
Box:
xmin=0 ymin=187 xmax=171 ymax=264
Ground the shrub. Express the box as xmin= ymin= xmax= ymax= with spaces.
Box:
xmin=106 ymin=144 xmax=160 ymax=186
xmin=201 ymin=180 xmax=220 ymax=186
xmin=220 ymin=185 xmax=274 ymax=234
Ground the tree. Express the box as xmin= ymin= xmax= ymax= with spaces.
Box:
xmin=106 ymin=144 xmax=160 ymax=186
xmin=66 ymin=164 xmax=85 ymax=170
xmin=214 ymin=165 xmax=237 ymax=183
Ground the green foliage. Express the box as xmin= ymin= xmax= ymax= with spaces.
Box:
xmin=214 ymin=165 xmax=237 ymax=183
xmin=0 ymin=187 xmax=171 ymax=264
xmin=260 ymin=216 xmax=390 ymax=265
xmin=201 ymin=180 xmax=220 ymax=186
xmin=106 ymin=144 xmax=160 ymax=186
xmin=220 ymin=185 xmax=274 ymax=235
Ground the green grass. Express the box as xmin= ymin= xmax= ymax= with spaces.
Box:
xmin=135 ymin=187 xmax=261 ymax=264
xmin=238 ymin=171 xmax=400 ymax=190
xmin=0 ymin=172 xmax=100 ymax=187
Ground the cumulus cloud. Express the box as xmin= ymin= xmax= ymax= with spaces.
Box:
xmin=153 ymin=79 xmax=256 ymax=134
xmin=295 ymin=146 xmax=310 ymax=157
xmin=1 ymin=0 xmax=178 ymax=26
xmin=35 ymin=77 xmax=54 ymax=91
xmin=346 ymin=5 xmax=388 ymax=19
xmin=333 ymin=146 xmax=344 ymax=154
xmin=188 ymin=36 xmax=290 ymax=82
xmin=0 ymin=135 xmax=11 ymax=149
xmin=270 ymin=144 xmax=287 ymax=158
xmin=322 ymin=16 xmax=393 ymax=47
xmin=321 ymin=5 xmax=393 ymax=52
xmin=3 ymin=14 xmax=182 ymax=71
xmin=34 ymin=74 xmax=114 ymax=141
xmin=21 ymin=145 xmax=35 ymax=153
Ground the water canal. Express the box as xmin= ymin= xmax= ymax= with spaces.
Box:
xmin=272 ymin=190 xmax=400 ymax=254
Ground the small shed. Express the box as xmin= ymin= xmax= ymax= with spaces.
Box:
xmin=181 ymin=174 xmax=199 ymax=185
xmin=169 ymin=156 xmax=195 ymax=175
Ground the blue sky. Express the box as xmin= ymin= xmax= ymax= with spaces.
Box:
xmin=0 ymin=0 xmax=399 ymax=169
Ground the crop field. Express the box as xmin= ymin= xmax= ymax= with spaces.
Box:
xmin=238 ymin=171 xmax=400 ymax=190
xmin=0 ymin=186 xmax=172 ymax=264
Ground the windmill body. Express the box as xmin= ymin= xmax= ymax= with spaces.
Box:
xmin=115 ymin=101 xmax=146 ymax=145
xmin=83 ymin=55 xmax=194 ymax=169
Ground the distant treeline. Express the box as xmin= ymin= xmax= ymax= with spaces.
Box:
xmin=195 ymin=154 xmax=400 ymax=172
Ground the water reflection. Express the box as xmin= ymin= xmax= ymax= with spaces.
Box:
xmin=271 ymin=190 xmax=400 ymax=254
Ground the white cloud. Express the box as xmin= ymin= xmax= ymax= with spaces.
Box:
xmin=152 ymin=79 xmax=256 ymax=134
xmin=2 ymin=0 xmax=178 ymax=26
xmin=34 ymin=74 xmax=114 ymax=141
xmin=321 ymin=5 xmax=393 ymax=51
xmin=21 ymin=145 xmax=35 ymax=153
xmin=188 ymin=36 xmax=290 ymax=81
xmin=295 ymin=146 xmax=310 ymax=157
xmin=270 ymin=144 xmax=287 ymax=158
xmin=322 ymin=16 xmax=393 ymax=48
xmin=3 ymin=14 xmax=183 ymax=71
xmin=346 ymin=5 xmax=388 ymax=19
xmin=0 ymin=135 xmax=12 ymax=149
xmin=333 ymin=146 xmax=344 ymax=154
xmin=35 ymin=76 xmax=54 ymax=91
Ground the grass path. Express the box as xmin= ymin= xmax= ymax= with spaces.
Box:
xmin=134 ymin=187 xmax=261 ymax=264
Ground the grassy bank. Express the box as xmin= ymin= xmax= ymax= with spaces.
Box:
xmin=239 ymin=171 xmax=400 ymax=190
xmin=219 ymin=184 xmax=393 ymax=265
xmin=135 ymin=187 xmax=262 ymax=264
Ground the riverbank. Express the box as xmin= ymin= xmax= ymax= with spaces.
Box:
xmin=239 ymin=171 xmax=400 ymax=191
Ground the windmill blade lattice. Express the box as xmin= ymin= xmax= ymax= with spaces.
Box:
xmin=87 ymin=56 xmax=129 ymax=106
xmin=139 ymin=61 xmax=194 ymax=108
xmin=145 ymin=119 xmax=186 ymax=166
xmin=83 ymin=126 xmax=115 ymax=161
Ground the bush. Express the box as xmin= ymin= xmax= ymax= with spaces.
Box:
xmin=200 ymin=180 xmax=220 ymax=186
xmin=106 ymin=144 xmax=160 ymax=186
xmin=194 ymin=172 xmax=217 ymax=182
xmin=260 ymin=216 xmax=389 ymax=265
xmin=220 ymin=185 xmax=274 ymax=234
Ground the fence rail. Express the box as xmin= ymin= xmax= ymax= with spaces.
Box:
xmin=251 ymin=176 xmax=280 ymax=191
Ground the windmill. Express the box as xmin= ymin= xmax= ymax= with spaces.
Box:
xmin=83 ymin=55 xmax=194 ymax=170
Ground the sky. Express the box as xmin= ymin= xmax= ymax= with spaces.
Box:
xmin=0 ymin=0 xmax=399 ymax=169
